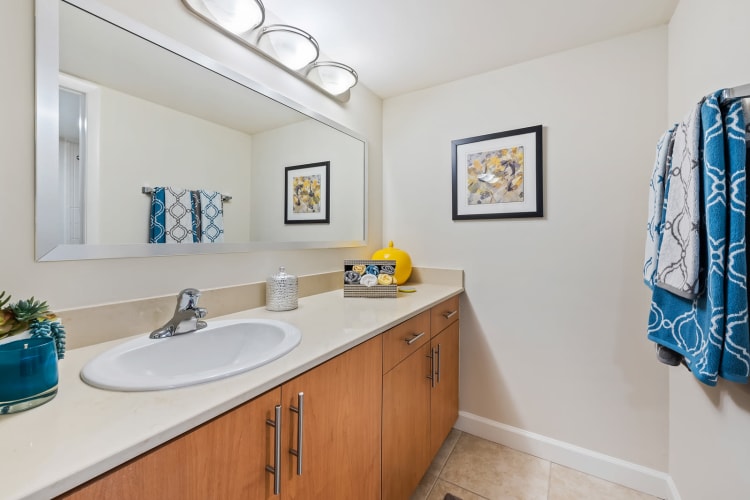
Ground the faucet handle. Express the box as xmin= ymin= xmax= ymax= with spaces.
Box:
xmin=176 ymin=288 xmax=201 ymax=311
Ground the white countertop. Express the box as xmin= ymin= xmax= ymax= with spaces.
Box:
xmin=0 ymin=284 xmax=462 ymax=500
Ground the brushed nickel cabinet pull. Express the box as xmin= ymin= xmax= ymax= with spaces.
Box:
xmin=290 ymin=392 xmax=304 ymax=476
xmin=265 ymin=405 xmax=282 ymax=495
xmin=405 ymin=331 xmax=425 ymax=345
xmin=436 ymin=343 xmax=441 ymax=384
xmin=426 ymin=349 xmax=435 ymax=387
xmin=442 ymin=310 xmax=457 ymax=319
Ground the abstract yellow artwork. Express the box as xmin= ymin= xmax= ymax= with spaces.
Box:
xmin=465 ymin=146 xmax=525 ymax=205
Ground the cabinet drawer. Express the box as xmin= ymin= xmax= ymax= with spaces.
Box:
xmin=430 ymin=295 xmax=459 ymax=337
xmin=383 ymin=311 xmax=431 ymax=373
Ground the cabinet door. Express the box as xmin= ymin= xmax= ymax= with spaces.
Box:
xmin=430 ymin=321 xmax=459 ymax=457
xmin=382 ymin=342 xmax=432 ymax=500
xmin=60 ymin=388 xmax=282 ymax=500
xmin=281 ymin=336 xmax=382 ymax=500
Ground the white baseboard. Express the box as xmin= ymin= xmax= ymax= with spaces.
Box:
xmin=666 ymin=475 xmax=682 ymax=500
xmin=455 ymin=411 xmax=677 ymax=499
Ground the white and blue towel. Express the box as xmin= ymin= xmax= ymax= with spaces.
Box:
xmin=655 ymin=103 xmax=703 ymax=299
xmin=644 ymin=125 xmax=676 ymax=288
xmin=149 ymin=187 xmax=199 ymax=244
xmin=647 ymin=90 xmax=750 ymax=385
xmin=198 ymin=190 xmax=225 ymax=243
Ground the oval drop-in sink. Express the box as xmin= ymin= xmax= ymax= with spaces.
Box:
xmin=81 ymin=319 xmax=302 ymax=391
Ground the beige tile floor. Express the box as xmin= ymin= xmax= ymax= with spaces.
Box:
xmin=411 ymin=430 xmax=662 ymax=500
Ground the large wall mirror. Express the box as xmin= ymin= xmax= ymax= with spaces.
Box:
xmin=35 ymin=0 xmax=367 ymax=261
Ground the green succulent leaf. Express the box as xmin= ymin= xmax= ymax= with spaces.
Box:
xmin=10 ymin=297 xmax=51 ymax=322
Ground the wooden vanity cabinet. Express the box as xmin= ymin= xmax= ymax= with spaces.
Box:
xmin=280 ymin=335 xmax=382 ymax=499
xmin=58 ymin=295 xmax=458 ymax=500
xmin=429 ymin=295 xmax=460 ymax=457
xmin=382 ymin=296 xmax=460 ymax=499
xmin=382 ymin=312 xmax=433 ymax=500
xmin=60 ymin=336 xmax=382 ymax=500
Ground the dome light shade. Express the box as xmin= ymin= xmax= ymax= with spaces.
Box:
xmin=256 ymin=25 xmax=319 ymax=71
xmin=181 ymin=1 xmax=357 ymax=101
xmin=306 ymin=61 xmax=358 ymax=95
xmin=199 ymin=0 xmax=265 ymax=34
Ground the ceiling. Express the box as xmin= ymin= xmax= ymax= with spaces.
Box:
xmin=265 ymin=0 xmax=679 ymax=99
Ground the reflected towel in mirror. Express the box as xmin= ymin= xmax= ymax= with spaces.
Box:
xmin=197 ymin=190 xmax=225 ymax=243
xmin=149 ymin=187 xmax=200 ymax=244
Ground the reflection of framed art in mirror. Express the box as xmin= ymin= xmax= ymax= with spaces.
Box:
xmin=284 ymin=162 xmax=330 ymax=225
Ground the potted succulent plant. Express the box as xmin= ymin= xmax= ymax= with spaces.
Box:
xmin=0 ymin=291 xmax=66 ymax=359
xmin=0 ymin=291 xmax=67 ymax=414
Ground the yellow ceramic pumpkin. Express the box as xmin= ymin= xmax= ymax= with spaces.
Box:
xmin=372 ymin=241 xmax=412 ymax=285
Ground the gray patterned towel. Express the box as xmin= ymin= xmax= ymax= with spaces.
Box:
xmin=655 ymin=101 xmax=702 ymax=299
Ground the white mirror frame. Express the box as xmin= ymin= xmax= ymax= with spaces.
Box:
xmin=35 ymin=0 xmax=368 ymax=261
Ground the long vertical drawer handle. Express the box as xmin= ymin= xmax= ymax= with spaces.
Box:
xmin=442 ymin=310 xmax=458 ymax=319
xmin=289 ymin=392 xmax=304 ymax=476
xmin=265 ymin=405 xmax=282 ymax=495
xmin=405 ymin=331 xmax=425 ymax=345
xmin=426 ymin=349 xmax=435 ymax=387
xmin=436 ymin=343 xmax=441 ymax=384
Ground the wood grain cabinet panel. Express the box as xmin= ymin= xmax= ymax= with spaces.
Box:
xmin=382 ymin=310 xmax=430 ymax=373
xmin=430 ymin=295 xmax=459 ymax=338
xmin=281 ymin=336 xmax=382 ymax=500
xmin=382 ymin=342 xmax=432 ymax=500
xmin=60 ymin=388 xmax=282 ymax=500
xmin=60 ymin=337 xmax=382 ymax=500
xmin=430 ymin=321 xmax=459 ymax=458
xmin=382 ymin=296 xmax=461 ymax=500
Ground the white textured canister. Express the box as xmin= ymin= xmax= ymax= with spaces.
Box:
xmin=266 ymin=266 xmax=298 ymax=311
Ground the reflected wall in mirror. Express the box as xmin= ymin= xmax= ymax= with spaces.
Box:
xmin=35 ymin=0 xmax=367 ymax=261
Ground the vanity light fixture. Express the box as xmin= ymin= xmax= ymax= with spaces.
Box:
xmin=256 ymin=25 xmax=319 ymax=71
xmin=199 ymin=0 xmax=265 ymax=34
xmin=181 ymin=0 xmax=358 ymax=101
xmin=306 ymin=61 xmax=358 ymax=96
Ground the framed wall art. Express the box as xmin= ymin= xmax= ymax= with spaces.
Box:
xmin=284 ymin=161 xmax=330 ymax=224
xmin=451 ymin=125 xmax=543 ymax=220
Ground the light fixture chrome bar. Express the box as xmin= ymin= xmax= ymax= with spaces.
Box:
xmin=181 ymin=0 xmax=354 ymax=102
xmin=142 ymin=186 xmax=232 ymax=202
xmin=722 ymin=83 xmax=750 ymax=101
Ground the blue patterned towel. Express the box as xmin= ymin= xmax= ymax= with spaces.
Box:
xmin=149 ymin=187 xmax=199 ymax=244
xmin=647 ymin=91 xmax=749 ymax=385
xmin=198 ymin=190 xmax=225 ymax=243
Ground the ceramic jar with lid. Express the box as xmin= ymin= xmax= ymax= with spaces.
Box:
xmin=372 ymin=241 xmax=412 ymax=285
xmin=266 ymin=266 xmax=298 ymax=311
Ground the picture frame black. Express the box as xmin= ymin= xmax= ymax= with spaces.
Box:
xmin=451 ymin=125 xmax=543 ymax=220
xmin=284 ymin=161 xmax=330 ymax=224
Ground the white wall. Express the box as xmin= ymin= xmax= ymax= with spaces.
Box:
xmin=0 ymin=0 xmax=381 ymax=311
xmin=667 ymin=0 xmax=750 ymax=498
xmin=250 ymin=119 xmax=365 ymax=242
xmin=98 ymin=86 xmax=253 ymax=244
xmin=383 ymin=27 xmax=669 ymax=472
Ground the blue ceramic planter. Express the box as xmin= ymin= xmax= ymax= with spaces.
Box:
xmin=0 ymin=337 xmax=58 ymax=414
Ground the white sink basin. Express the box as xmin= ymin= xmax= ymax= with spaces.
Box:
xmin=81 ymin=319 xmax=302 ymax=391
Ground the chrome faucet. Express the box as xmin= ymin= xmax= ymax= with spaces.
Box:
xmin=149 ymin=288 xmax=208 ymax=339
